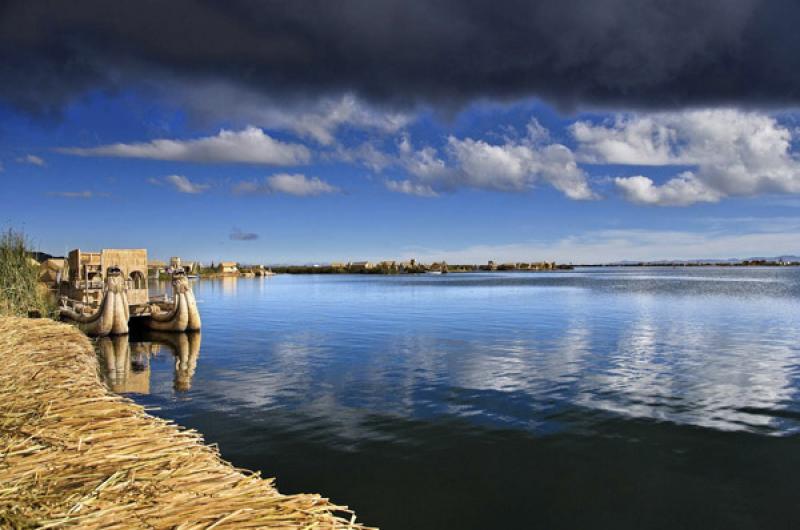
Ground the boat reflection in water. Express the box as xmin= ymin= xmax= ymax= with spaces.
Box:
xmin=96 ymin=331 xmax=201 ymax=394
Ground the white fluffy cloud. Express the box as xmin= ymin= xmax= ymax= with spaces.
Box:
xmin=385 ymin=179 xmax=438 ymax=197
xmin=393 ymin=122 xmax=597 ymax=200
xmin=397 ymin=136 xmax=451 ymax=182
xmin=448 ymin=137 xmax=595 ymax=199
xmin=60 ymin=126 xmax=310 ymax=166
xmin=155 ymin=174 xmax=210 ymax=194
xmin=332 ymin=142 xmax=394 ymax=172
xmin=572 ymin=109 xmax=800 ymax=205
xmin=234 ymin=173 xmax=339 ymax=196
xmin=256 ymin=94 xmax=411 ymax=146
xmin=614 ymin=173 xmax=723 ymax=206
xmin=174 ymin=84 xmax=412 ymax=145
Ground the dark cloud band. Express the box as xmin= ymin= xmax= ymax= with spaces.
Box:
xmin=1 ymin=0 xmax=798 ymax=113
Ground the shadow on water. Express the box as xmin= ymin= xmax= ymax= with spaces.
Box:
xmin=96 ymin=331 xmax=201 ymax=394
xmin=186 ymin=408 xmax=800 ymax=530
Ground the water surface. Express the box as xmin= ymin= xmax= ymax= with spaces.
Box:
xmin=102 ymin=267 xmax=800 ymax=529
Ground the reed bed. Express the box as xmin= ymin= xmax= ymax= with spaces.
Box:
xmin=0 ymin=229 xmax=49 ymax=318
xmin=0 ymin=317 xmax=373 ymax=529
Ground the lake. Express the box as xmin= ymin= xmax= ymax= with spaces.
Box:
xmin=100 ymin=267 xmax=800 ymax=529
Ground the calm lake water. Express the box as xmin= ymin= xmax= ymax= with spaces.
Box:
xmin=100 ymin=267 xmax=800 ymax=529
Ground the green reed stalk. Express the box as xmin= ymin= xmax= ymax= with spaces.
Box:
xmin=0 ymin=229 xmax=49 ymax=317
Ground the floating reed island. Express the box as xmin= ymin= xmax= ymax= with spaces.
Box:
xmin=0 ymin=317 xmax=371 ymax=529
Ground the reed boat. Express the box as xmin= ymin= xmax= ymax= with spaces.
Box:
xmin=56 ymin=248 xmax=201 ymax=337
xmin=141 ymin=269 xmax=202 ymax=332
xmin=59 ymin=266 xmax=130 ymax=336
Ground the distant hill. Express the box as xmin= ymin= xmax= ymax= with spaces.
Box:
xmin=27 ymin=251 xmax=63 ymax=263
xmin=745 ymin=255 xmax=800 ymax=262
xmin=602 ymin=255 xmax=800 ymax=266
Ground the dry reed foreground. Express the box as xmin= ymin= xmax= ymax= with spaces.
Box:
xmin=0 ymin=317 xmax=373 ymax=529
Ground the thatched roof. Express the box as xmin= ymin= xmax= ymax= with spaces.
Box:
xmin=0 ymin=317 xmax=372 ymax=529
xmin=38 ymin=258 xmax=65 ymax=283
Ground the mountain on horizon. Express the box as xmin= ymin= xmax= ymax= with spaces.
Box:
xmin=605 ymin=255 xmax=800 ymax=266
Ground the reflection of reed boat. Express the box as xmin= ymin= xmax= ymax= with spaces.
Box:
xmin=97 ymin=331 xmax=201 ymax=394
xmin=144 ymin=330 xmax=201 ymax=392
xmin=58 ymin=248 xmax=201 ymax=337
xmin=97 ymin=334 xmax=155 ymax=394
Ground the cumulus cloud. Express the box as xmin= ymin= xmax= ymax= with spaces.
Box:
xmin=397 ymin=136 xmax=452 ymax=182
xmin=394 ymin=121 xmax=597 ymax=200
xmin=385 ymin=179 xmax=439 ymax=197
xmin=230 ymin=227 xmax=259 ymax=241
xmin=267 ymin=174 xmax=338 ymax=196
xmin=176 ymin=88 xmax=412 ymax=146
xmin=572 ymin=109 xmax=800 ymax=205
xmin=17 ymin=154 xmax=45 ymax=166
xmin=614 ymin=174 xmax=723 ymax=207
xmin=448 ymin=137 xmax=595 ymax=199
xmin=153 ymin=174 xmax=210 ymax=194
xmin=233 ymin=173 xmax=339 ymax=196
xmin=59 ymin=127 xmax=310 ymax=166
xmin=331 ymin=142 xmax=394 ymax=172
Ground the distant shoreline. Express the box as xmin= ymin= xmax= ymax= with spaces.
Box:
xmin=573 ymin=261 xmax=800 ymax=268
xmin=183 ymin=261 xmax=800 ymax=279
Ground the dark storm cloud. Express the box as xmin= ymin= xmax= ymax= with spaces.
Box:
xmin=2 ymin=0 xmax=800 ymax=114
xmin=229 ymin=228 xmax=259 ymax=241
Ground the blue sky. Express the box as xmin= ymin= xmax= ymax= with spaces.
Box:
xmin=2 ymin=92 xmax=800 ymax=264
xmin=3 ymin=1 xmax=800 ymax=264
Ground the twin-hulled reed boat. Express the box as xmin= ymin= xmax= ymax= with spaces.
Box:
xmin=57 ymin=248 xmax=201 ymax=336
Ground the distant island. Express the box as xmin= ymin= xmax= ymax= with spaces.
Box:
xmin=213 ymin=260 xmax=572 ymax=276
xmin=33 ymin=254 xmax=575 ymax=282
xmin=30 ymin=249 xmax=800 ymax=284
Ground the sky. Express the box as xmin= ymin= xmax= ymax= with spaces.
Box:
xmin=2 ymin=0 xmax=800 ymax=264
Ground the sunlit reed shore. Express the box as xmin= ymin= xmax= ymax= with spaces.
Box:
xmin=0 ymin=317 xmax=371 ymax=529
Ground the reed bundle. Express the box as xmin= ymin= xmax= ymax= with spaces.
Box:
xmin=0 ymin=317 xmax=372 ymax=529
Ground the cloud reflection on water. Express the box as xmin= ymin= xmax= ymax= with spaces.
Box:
xmin=112 ymin=269 xmax=800 ymax=444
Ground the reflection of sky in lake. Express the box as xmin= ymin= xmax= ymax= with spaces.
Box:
xmin=134 ymin=268 xmax=800 ymax=438
xmin=118 ymin=267 xmax=800 ymax=529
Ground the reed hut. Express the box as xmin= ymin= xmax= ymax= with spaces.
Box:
xmin=64 ymin=249 xmax=149 ymax=306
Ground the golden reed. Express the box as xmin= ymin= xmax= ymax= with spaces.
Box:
xmin=0 ymin=317 xmax=371 ymax=529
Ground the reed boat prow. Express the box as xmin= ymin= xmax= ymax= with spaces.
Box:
xmin=142 ymin=268 xmax=202 ymax=332
xmin=59 ymin=266 xmax=130 ymax=336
